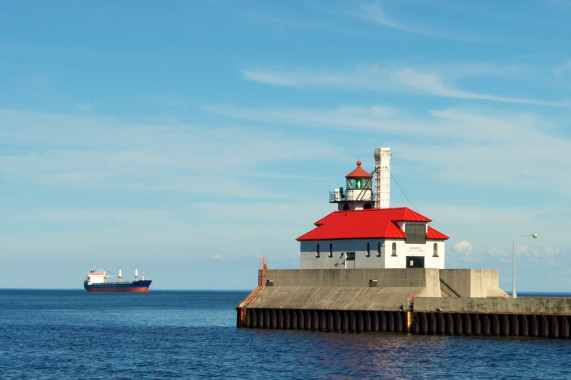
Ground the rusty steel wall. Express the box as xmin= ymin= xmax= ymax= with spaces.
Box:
xmin=237 ymin=308 xmax=570 ymax=339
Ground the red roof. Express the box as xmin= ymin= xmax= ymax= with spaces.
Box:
xmin=345 ymin=161 xmax=371 ymax=179
xmin=297 ymin=207 xmax=449 ymax=241
xmin=426 ymin=226 xmax=448 ymax=240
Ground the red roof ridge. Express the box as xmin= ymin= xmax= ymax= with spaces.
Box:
xmin=297 ymin=207 xmax=446 ymax=241
xmin=321 ymin=207 xmax=431 ymax=221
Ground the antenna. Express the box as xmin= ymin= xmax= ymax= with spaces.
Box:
xmin=374 ymin=147 xmax=391 ymax=208
xmin=391 ymin=173 xmax=419 ymax=212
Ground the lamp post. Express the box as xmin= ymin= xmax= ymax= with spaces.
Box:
xmin=512 ymin=233 xmax=538 ymax=298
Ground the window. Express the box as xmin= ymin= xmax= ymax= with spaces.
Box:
xmin=346 ymin=252 xmax=355 ymax=260
xmin=316 ymin=244 xmax=320 ymax=258
xmin=405 ymin=223 xmax=427 ymax=244
xmin=392 ymin=242 xmax=397 ymax=256
xmin=346 ymin=178 xmax=371 ymax=190
xmin=433 ymin=243 xmax=438 ymax=257
xmin=329 ymin=243 xmax=333 ymax=257
xmin=377 ymin=242 xmax=382 ymax=257
xmin=366 ymin=242 xmax=370 ymax=257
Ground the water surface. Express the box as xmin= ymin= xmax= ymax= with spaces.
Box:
xmin=0 ymin=290 xmax=568 ymax=379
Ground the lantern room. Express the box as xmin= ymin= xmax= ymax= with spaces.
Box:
xmin=330 ymin=160 xmax=373 ymax=211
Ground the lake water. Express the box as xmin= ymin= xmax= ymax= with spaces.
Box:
xmin=0 ymin=290 xmax=569 ymax=379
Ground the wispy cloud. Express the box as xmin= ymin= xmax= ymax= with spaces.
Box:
xmin=208 ymin=103 xmax=571 ymax=199
xmin=356 ymin=2 xmax=443 ymax=38
xmin=0 ymin=109 xmax=340 ymax=196
xmin=350 ymin=2 xmax=501 ymax=43
xmin=36 ymin=208 xmax=170 ymax=224
xmin=554 ymin=60 xmax=571 ymax=78
xmin=242 ymin=64 xmax=557 ymax=106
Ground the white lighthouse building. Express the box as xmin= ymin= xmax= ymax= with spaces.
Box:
xmin=298 ymin=148 xmax=448 ymax=270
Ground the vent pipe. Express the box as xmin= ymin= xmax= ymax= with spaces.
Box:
xmin=374 ymin=147 xmax=391 ymax=209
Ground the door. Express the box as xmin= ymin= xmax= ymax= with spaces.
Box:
xmin=345 ymin=252 xmax=355 ymax=269
xmin=406 ymin=256 xmax=425 ymax=268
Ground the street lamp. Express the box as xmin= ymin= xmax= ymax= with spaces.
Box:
xmin=512 ymin=233 xmax=538 ymax=298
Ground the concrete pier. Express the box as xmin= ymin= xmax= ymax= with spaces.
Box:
xmin=236 ymin=268 xmax=570 ymax=339
xmin=409 ymin=297 xmax=571 ymax=338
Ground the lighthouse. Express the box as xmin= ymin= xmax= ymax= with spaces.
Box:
xmin=237 ymin=148 xmax=522 ymax=337
xmin=330 ymin=160 xmax=373 ymax=211
xmin=299 ymin=147 xmax=448 ymax=270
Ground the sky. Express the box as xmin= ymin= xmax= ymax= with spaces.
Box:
xmin=1 ymin=0 xmax=570 ymax=291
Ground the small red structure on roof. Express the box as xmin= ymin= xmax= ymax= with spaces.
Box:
xmin=345 ymin=160 xmax=371 ymax=179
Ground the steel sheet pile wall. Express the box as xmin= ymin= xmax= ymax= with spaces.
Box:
xmin=410 ymin=296 xmax=571 ymax=339
xmin=238 ymin=308 xmax=407 ymax=333
xmin=237 ymin=308 xmax=570 ymax=338
xmin=411 ymin=312 xmax=570 ymax=338
xmin=236 ymin=269 xmax=570 ymax=339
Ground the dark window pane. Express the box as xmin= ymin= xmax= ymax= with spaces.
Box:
xmin=405 ymin=224 xmax=426 ymax=244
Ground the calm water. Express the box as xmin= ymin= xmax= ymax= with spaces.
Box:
xmin=0 ymin=290 xmax=569 ymax=379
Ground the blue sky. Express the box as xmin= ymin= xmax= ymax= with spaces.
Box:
xmin=1 ymin=0 xmax=570 ymax=291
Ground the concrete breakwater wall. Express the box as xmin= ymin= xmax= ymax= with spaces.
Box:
xmin=236 ymin=268 xmax=570 ymax=339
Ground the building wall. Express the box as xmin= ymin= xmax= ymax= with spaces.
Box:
xmin=300 ymin=239 xmax=446 ymax=269
xmin=385 ymin=241 xmax=445 ymax=269
xmin=300 ymin=239 xmax=387 ymax=269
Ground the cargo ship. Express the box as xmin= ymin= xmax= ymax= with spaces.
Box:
xmin=84 ymin=268 xmax=152 ymax=292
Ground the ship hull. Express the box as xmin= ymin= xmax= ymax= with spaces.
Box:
xmin=84 ymin=280 xmax=152 ymax=292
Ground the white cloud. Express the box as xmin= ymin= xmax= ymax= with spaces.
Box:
xmin=354 ymin=2 xmax=460 ymax=40
xmin=517 ymin=245 xmax=562 ymax=262
xmin=482 ymin=239 xmax=558 ymax=265
xmin=359 ymin=2 xmax=401 ymax=30
xmin=454 ymin=240 xmax=473 ymax=253
xmin=394 ymin=69 xmax=552 ymax=105
xmin=0 ymin=108 xmax=342 ymax=196
xmin=242 ymin=64 xmax=556 ymax=106
xmin=554 ymin=60 xmax=571 ymax=78
xmin=1 ymin=103 xmax=569 ymax=288
xmin=488 ymin=248 xmax=511 ymax=263
xmin=35 ymin=208 xmax=170 ymax=224
xmin=488 ymin=247 xmax=507 ymax=257
xmin=453 ymin=240 xmax=474 ymax=262
xmin=208 ymin=103 xmax=571 ymax=199
xmin=208 ymin=103 xmax=402 ymax=135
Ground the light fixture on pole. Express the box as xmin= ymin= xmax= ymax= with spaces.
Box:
xmin=512 ymin=233 xmax=538 ymax=298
